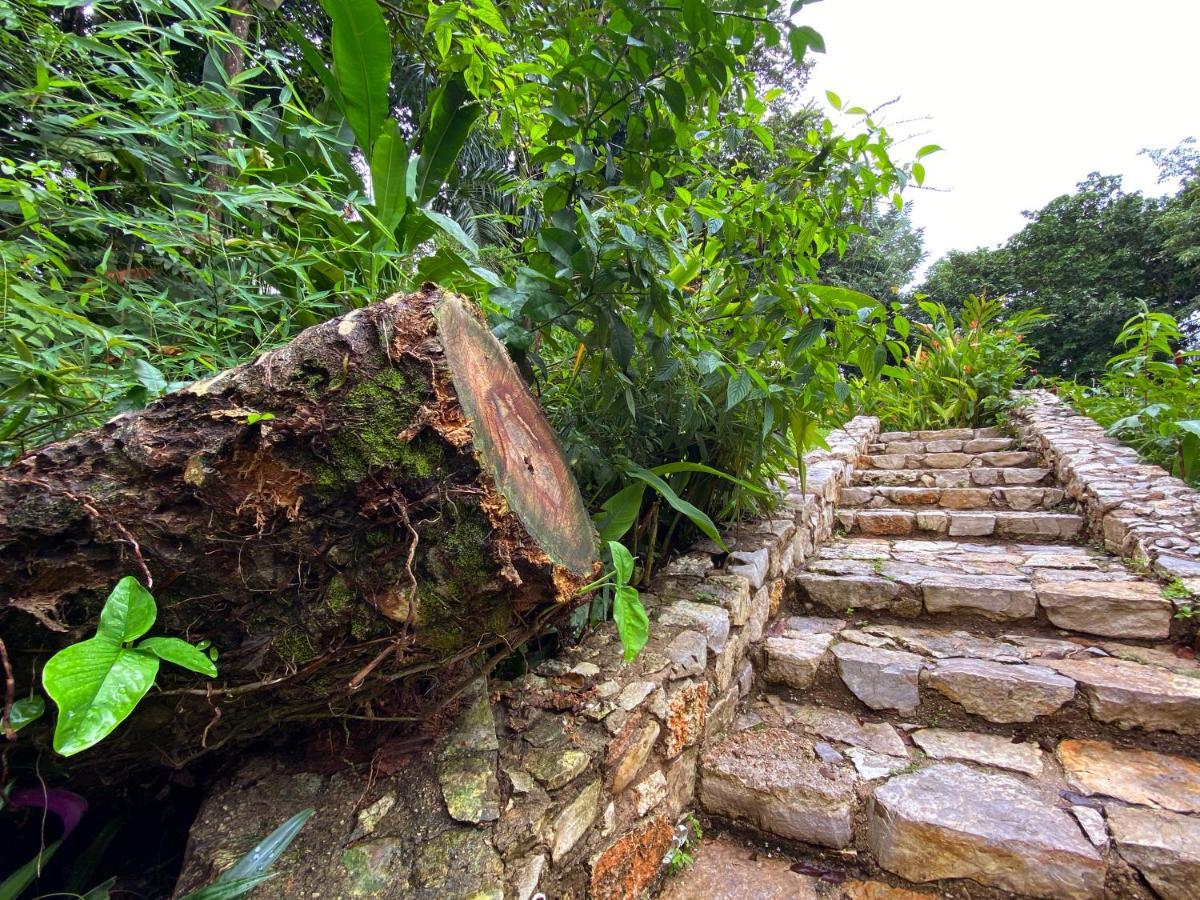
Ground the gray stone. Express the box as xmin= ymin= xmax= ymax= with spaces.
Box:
xmin=856 ymin=510 xmax=915 ymax=535
xmin=783 ymin=615 xmax=846 ymax=634
xmin=1003 ymin=466 xmax=1052 ymax=485
xmin=794 ymin=573 xmax=906 ymax=612
xmin=658 ymin=600 xmax=730 ymax=654
xmin=727 ymin=548 xmax=769 ymax=590
xmin=868 ymin=763 xmax=1105 ymax=899
xmin=1042 ymin=657 xmax=1200 ymax=735
xmin=845 ymin=747 xmax=909 ymax=780
xmin=762 ymin=633 xmax=835 ymax=689
xmin=912 ymin=728 xmax=1043 ymax=776
xmin=832 ymin=642 xmax=925 ymax=713
xmin=697 ymin=574 xmax=753 ymax=626
xmin=412 ymin=827 xmax=504 ymax=896
xmin=441 ymin=679 xmax=499 ymax=757
xmin=922 ymin=574 xmax=1036 ymax=621
xmin=439 ymin=754 xmax=501 ymax=823
xmin=1035 ymin=579 xmax=1173 ymax=639
xmin=923 ymin=658 xmax=1076 ymax=723
xmin=615 ymin=680 xmax=657 ymax=711
xmin=664 ymin=629 xmax=707 ymax=678
xmin=785 ymin=703 xmax=907 ymax=757
xmin=699 ymin=728 xmax=857 ymax=848
xmin=948 ymin=513 xmax=996 ymax=536
xmin=525 ymin=747 xmax=591 ymax=790
xmin=512 ymin=853 xmax=546 ymax=900
xmin=1107 ymin=805 xmax=1200 ymax=900
xmin=965 ymin=438 xmax=1015 ymax=453
xmin=550 ymin=779 xmax=601 ymax=862
xmin=1071 ymin=806 xmax=1108 ymax=849
xmin=610 ymin=720 xmax=660 ymax=793
xmin=873 ymin=625 xmax=1024 ymax=662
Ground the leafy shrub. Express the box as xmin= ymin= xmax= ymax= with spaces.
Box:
xmin=859 ymin=294 xmax=1046 ymax=430
xmin=1056 ymin=305 xmax=1200 ymax=484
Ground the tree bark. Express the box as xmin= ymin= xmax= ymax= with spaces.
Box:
xmin=0 ymin=286 xmax=596 ymax=774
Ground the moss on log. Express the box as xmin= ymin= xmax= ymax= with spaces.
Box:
xmin=0 ymin=286 xmax=597 ymax=773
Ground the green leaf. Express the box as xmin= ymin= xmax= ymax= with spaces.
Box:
xmin=649 ymin=461 xmax=769 ymax=495
xmin=137 ymin=637 xmax=218 ymax=677
xmin=788 ymin=25 xmax=825 ymax=63
xmin=803 ymin=283 xmax=881 ymax=311
xmin=725 ymin=372 xmax=753 ymax=410
xmin=594 ymin=483 xmax=647 ymax=542
xmin=421 ymin=208 xmax=480 ymax=257
xmin=97 ymin=576 xmax=157 ymax=644
xmin=613 ymin=585 xmax=649 ymax=662
xmin=626 ymin=465 xmax=726 ymax=550
xmin=660 ymin=78 xmax=687 ymax=119
xmin=43 ymin=639 xmax=159 ymax=756
xmin=6 ymin=695 xmax=45 ymax=732
xmin=177 ymin=808 xmax=316 ymax=900
xmin=824 ymin=89 xmax=841 ymax=110
xmin=0 ymin=841 xmax=62 ymax=900
xmin=370 ymin=119 xmax=409 ymax=233
xmin=319 ymin=0 xmax=392 ymax=155
xmin=607 ymin=541 xmax=634 ymax=585
xmin=916 ymin=144 xmax=943 ymax=158
xmin=415 ymin=74 xmax=481 ymax=205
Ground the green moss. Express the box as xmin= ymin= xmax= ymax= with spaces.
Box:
xmin=325 ymin=575 xmax=352 ymax=613
xmin=350 ymin=602 xmax=384 ymax=641
xmin=273 ymin=627 xmax=317 ymax=665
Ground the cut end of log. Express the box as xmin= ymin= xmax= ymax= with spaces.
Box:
xmin=434 ymin=293 xmax=597 ymax=577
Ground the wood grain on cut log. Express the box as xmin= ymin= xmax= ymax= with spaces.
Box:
xmin=0 ymin=285 xmax=597 ymax=772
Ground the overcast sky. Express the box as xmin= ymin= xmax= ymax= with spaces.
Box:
xmin=799 ymin=0 xmax=1200 ymax=278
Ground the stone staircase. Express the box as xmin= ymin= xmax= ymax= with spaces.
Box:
xmin=693 ymin=427 xmax=1200 ymax=899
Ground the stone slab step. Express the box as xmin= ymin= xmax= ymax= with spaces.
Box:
xmin=840 ymin=484 xmax=1067 ymax=512
xmin=863 ymin=450 xmax=1042 ymax=470
xmin=701 ymin=700 xmax=1200 ymax=897
xmin=837 ymin=508 xmax=1084 ymax=540
xmin=878 ymin=427 xmax=1008 ymax=442
xmin=867 ymin=436 xmax=1017 ymax=455
xmin=757 ymin=615 xmax=1200 ymax=740
xmin=791 ymin=536 xmax=1173 ymax=639
xmin=854 ymin=466 xmax=1054 ymax=488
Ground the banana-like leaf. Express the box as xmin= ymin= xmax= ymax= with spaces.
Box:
xmin=319 ymin=0 xmax=391 ymax=155
xmin=415 ymin=74 xmax=481 ymax=205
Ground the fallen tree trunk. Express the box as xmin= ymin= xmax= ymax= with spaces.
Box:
xmin=0 ymin=285 xmax=597 ymax=774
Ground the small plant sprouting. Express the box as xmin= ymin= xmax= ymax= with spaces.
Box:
xmin=665 ymin=813 xmax=704 ymax=876
xmin=41 ymin=577 xmax=218 ymax=756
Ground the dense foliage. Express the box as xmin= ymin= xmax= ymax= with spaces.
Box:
xmin=858 ymin=293 xmax=1046 ymax=431
xmin=921 ymin=163 xmax=1200 ymax=378
xmin=1 ymin=0 xmax=927 ymax=573
xmin=1057 ymin=306 xmax=1200 ymax=485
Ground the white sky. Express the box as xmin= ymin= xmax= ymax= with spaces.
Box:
xmin=799 ymin=0 xmax=1200 ymax=277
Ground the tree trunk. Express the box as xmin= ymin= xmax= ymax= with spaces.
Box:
xmin=0 ymin=286 xmax=596 ymax=775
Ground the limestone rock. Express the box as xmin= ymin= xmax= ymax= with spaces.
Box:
xmin=794 ymin=573 xmax=908 ymax=613
xmin=762 ymin=633 xmax=835 ymax=689
xmin=608 ymin=720 xmax=660 ymax=793
xmin=868 ymin=763 xmax=1105 ymax=899
xmin=551 ymin=779 xmax=601 ymax=862
xmin=659 ymin=600 xmax=730 ymax=654
xmin=1107 ymin=805 xmax=1200 ymax=900
xmin=700 ymin=728 xmax=857 ymax=848
xmin=412 ymin=827 xmax=505 ymax=896
xmin=923 ymin=658 xmax=1075 ymax=723
xmin=1035 ymin=579 xmax=1172 ymax=639
xmin=525 ymin=747 xmax=591 ymax=791
xmin=832 ymin=642 xmax=925 ymax=713
xmin=786 ymin=703 xmax=908 ymax=757
xmin=846 ymin=747 xmax=910 ymax=780
xmin=912 ymin=728 xmax=1043 ymax=776
xmin=1056 ymin=739 xmax=1200 ymax=814
xmin=1042 ymin=657 xmax=1200 ymax=735
xmin=921 ymin=574 xmax=1036 ymax=621
xmin=438 ymin=755 xmax=501 ymax=824
xmin=664 ymin=629 xmax=707 ymax=678
xmin=948 ymin=513 xmax=995 ymax=537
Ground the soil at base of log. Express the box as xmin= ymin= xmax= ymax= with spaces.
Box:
xmin=0 ymin=285 xmax=597 ymax=781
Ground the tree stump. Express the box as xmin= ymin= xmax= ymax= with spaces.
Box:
xmin=0 ymin=285 xmax=597 ymax=772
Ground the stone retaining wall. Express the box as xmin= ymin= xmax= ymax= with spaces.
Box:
xmin=175 ymin=417 xmax=879 ymax=899
xmin=1012 ymin=389 xmax=1200 ymax=596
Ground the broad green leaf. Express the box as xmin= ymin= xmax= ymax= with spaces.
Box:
xmin=649 ymin=461 xmax=769 ymax=495
xmin=613 ymin=585 xmax=649 ymax=662
xmin=370 ymin=119 xmax=409 ymax=233
xmin=43 ymin=639 xmax=159 ymax=756
xmin=421 ymin=208 xmax=480 ymax=257
xmin=626 ymin=466 xmax=726 ymax=550
xmin=916 ymin=143 xmax=943 ymax=158
xmin=177 ymin=875 xmax=277 ymax=900
xmin=319 ymin=0 xmax=391 ymax=155
xmin=788 ymin=25 xmax=825 ymax=63
xmin=188 ymin=807 xmax=315 ymax=898
xmin=6 ymin=695 xmax=45 ymax=732
xmin=137 ymin=637 xmax=218 ymax=677
xmin=607 ymin=541 xmax=634 ymax=585
xmin=415 ymin=74 xmax=481 ymax=205
xmin=97 ymin=576 xmax=157 ymax=644
xmin=594 ymin=482 xmax=646 ymax=542
xmin=803 ymin=283 xmax=880 ymax=312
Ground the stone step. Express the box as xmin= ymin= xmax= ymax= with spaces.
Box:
xmin=837 ymin=507 xmax=1084 ymax=540
xmin=840 ymin=484 xmax=1068 ymax=512
xmin=868 ymin=436 xmax=1017 ymax=455
xmin=854 ymin=465 xmax=1055 ymax=488
xmin=755 ymin=615 xmax=1200 ymax=743
xmin=790 ymin=536 xmax=1174 ymax=638
xmin=698 ymin=695 xmax=1200 ymax=897
xmin=863 ymin=450 xmax=1043 ymax=470
xmin=878 ymin=427 xmax=1009 ymax=443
